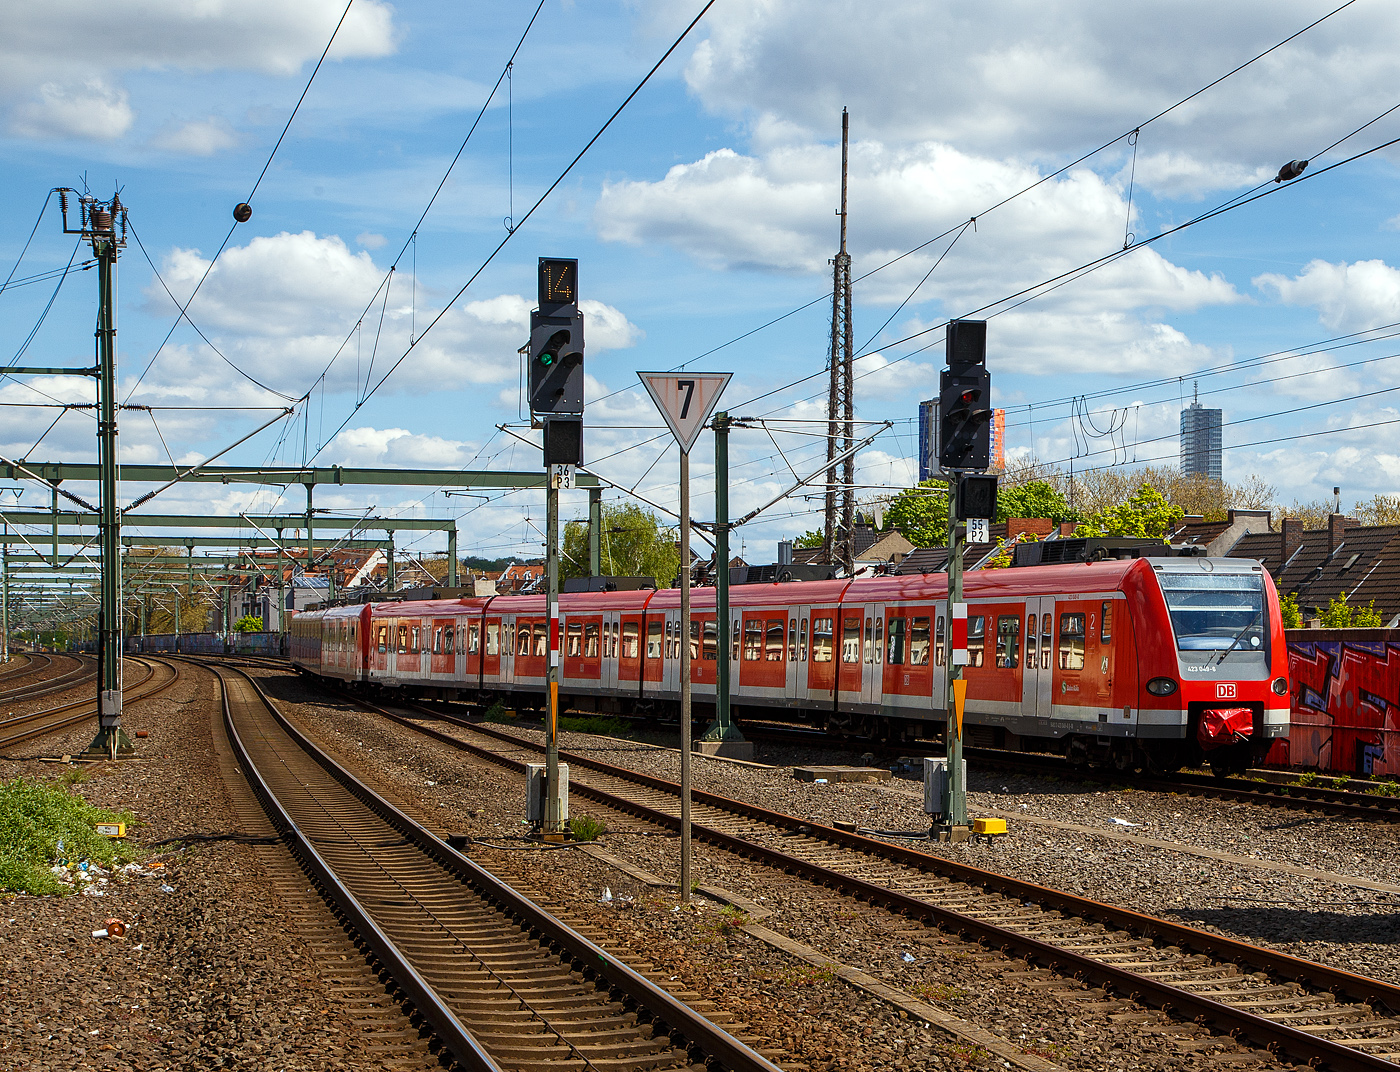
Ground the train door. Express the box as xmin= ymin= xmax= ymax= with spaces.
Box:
xmin=1021 ymin=597 xmax=1056 ymax=719
xmin=499 ymin=617 xmax=515 ymax=686
xmin=602 ymin=611 xmax=620 ymax=691
xmin=785 ymin=607 xmax=806 ymax=704
xmin=664 ymin=611 xmax=681 ymax=694
xmin=483 ymin=617 xmax=501 ymax=684
xmin=862 ymin=602 xmax=882 ymax=706
xmin=836 ymin=607 xmax=864 ymax=700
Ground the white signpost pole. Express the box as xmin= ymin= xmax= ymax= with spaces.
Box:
xmin=637 ymin=372 xmax=731 ymax=903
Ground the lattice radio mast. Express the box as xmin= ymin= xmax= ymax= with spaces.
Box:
xmin=822 ymin=109 xmax=855 ymax=574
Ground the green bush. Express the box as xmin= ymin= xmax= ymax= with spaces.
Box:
xmin=0 ymin=778 xmax=136 ymax=895
xmin=233 ymin=615 xmax=263 ymax=633
xmin=558 ymin=715 xmax=631 ymax=738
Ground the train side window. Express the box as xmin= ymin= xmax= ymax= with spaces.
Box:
xmin=445 ymin=626 xmax=454 ymax=654
xmin=910 ymin=617 xmax=930 ymax=666
xmin=469 ymin=624 xmax=480 ymax=654
xmin=732 ymin=619 xmax=741 ymax=662
xmin=432 ymin=627 xmax=442 ymax=654
xmin=887 ymin=616 xmax=906 ymax=665
xmin=701 ymin=620 xmax=717 ymax=660
xmin=935 ymin=615 xmax=945 ymax=666
xmin=1026 ymin=615 xmax=1037 ymax=667
xmin=567 ymin=622 xmax=583 ymax=658
xmin=743 ymin=619 xmax=762 ymax=661
xmin=486 ymin=623 xmax=499 ymax=655
xmin=799 ymin=618 xmax=808 ymax=661
xmin=765 ymin=619 xmax=784 ymax=661
xmin=689 ymin=620 xmax=701 ymax=660
xmin=378 ymin=625 xmax=387 ymax=654
xmin=967 ymin=615 xmax=985 ymax=668
xmin=841 ymin=616 xmax=861 ymax=663
xmin=1100 ymin=601 xmax=1113 ymax=643
xmin=1040 ymin=617 xmax=1053 ymax=669
xmin=647 ymin=619 xmax=663 ymax=659
xmin=414 ymin=626 xmax=423 ymax=653
xmin=518 ymin=624 xmax=531 ymax=656
xmin=996 ymin=615 xmax=1020 ymax=669
xmin=584 ymin=622 xmax=600 ymax=658
xmin=1059 ymin=613 xmax=1086 ymax=670
xmin=788 ymin=619 xmax=798 ymax=661
xmin=874 ymin=617 xmax=883 ymax=664
xmin=534 ymin=625 xmax=547 ymax=658
xmin=863 ymin=617 xmax=874 ymax=663
xmin=622 ymin=621 xmax=640 ymax=659
xmin=812 ymin=617 xmax=833 ymax=662
xmin=398 ymin=625 xmax=408 ymax=654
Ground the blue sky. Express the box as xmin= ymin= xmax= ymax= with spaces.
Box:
xmin=3 ymin=0 xmax=1400 ymax=563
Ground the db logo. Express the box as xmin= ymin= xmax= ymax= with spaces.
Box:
xmin=1216 ymin=683 xmax=1237 ymax=700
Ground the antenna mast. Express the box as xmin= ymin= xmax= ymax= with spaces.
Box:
xmin=822 ymin=109 xmax=856 ymax=574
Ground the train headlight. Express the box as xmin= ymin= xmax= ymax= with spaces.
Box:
xmin=1146 ymin=677 xmax=1178 ymax=696
xmin=1272 ymin=677 xmax=1288 ymax=695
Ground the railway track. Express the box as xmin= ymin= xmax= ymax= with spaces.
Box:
xmin=325 ymin=689 xmax=1400 ymax=1071
xmin=211 ymin=662 xmax=785 ymax=1072
xmin=0 ymin=652 xmax=43 ymax=681
xmin=0 ymin=653 xmax=96 ymax=706
xmin=0 ymin=657 xmax=178 ymax=752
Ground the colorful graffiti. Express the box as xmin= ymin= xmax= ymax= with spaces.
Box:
xmin=1285 ymin=635 xmax=1400 ymax=776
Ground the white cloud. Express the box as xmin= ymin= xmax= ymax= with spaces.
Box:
xmin=325 ymin=426 xmax=478 ymax=468
xmin=9 ymin=79 xmax=133 ymax=140
xmin=149 ymin=116 xmax=237 ymax=155
xmin=2 ymin=0 xmax=395 ymax=142
xmin=1255 ymin=259 xmax=1400 ymax=334
xmin=355 ymin=232 xmax=388 ymax=250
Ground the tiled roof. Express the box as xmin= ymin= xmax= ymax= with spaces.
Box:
xmin=1229 ymin=519 xmax=1400 ymax=620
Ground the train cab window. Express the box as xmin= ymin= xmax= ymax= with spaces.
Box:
xmin=622 ymin=621 xmax=640 ymax=659
xmin=799 ymin=618 xmax=808 ymax=661
xmin=967 ymin=616 xmax=986 ymax=668
xmin=935 ymin=615 xmax=946 ymax=666
xmin=788 ymin=619 xmax=798 ymax=661
xmin=518 ymin=624 xmax=532 ymax=657
xmin=996 ymin=615 xmax=1020 ymax=669
xmin=486 ymin=623 xmax=499 ymax=656
xmin=444 ymin=626 xmax=454 ymax=654
xmin=743 ymin=620 xmax=763 ymax=661
xmin=874 ymin=617 xmax=883 ymax=664
xmin=398 ymin=625 xmax=408 ymax=654
xmin=765 ymin=619 xmax=784 ymax=661
xmin=702 ymin=620 xmax=717 ymax=660
xmin=469 ymin=624 xmax=480 ymax=654
xmin=1026 ymin=615 xmax=1037 ymax=667
xmin=567 ymin=622 xmax=583 ymax=658
xmin=585 ymin=622 xmax=600 ymax=658
xmin=1100 ymin=602 xmax=1113 ymax=643
xmin=812 ymin=617 xmax=834 ymax=662
xmin=887 ymin=616 xmax=906 ymax=665
xmin=1059 ymin=614 xmax=1086 ymax=670
xmin=378 ymin=626 xmax=388 ymax=654
xmin=842 ymin=617 xmax=862 ymax=663
xmin=647 ymin=620 xmax=663 ymax=660
xmin=910 ymin=617 xmax=930 ymax=666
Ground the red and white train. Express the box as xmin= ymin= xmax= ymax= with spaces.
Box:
xmin=290 ymin=554 xmax=1289 ymax=774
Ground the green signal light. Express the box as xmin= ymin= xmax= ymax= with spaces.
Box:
xmin=541 ymin=352 xmax=556 ymax=366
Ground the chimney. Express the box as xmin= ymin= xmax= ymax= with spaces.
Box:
xmin=1006 ymin=518 xmax=1053 ymax=541
xmin=1282 ymin=517 xmax=1303 ymax=564
xmin=1328 ymin=513 xmax=1355 ymax=557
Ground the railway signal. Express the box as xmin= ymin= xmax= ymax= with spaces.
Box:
xmin=938 ymin=320 xmax=992 ymax=472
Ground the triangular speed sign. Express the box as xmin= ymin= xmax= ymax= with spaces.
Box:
xmin=637 ymin=372 xmax=732 ymax=454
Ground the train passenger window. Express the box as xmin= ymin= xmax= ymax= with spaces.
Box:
xmin=799 ymin=618 xmax=808 ymax=661
xmin=935 ymin=616 xmax=945 ymax=666
xmin=1100 ymin=602 xmax=1113 ymax=643
xmin=1059 ymin=614 xmax=1086 ymax=670
xmin=812 ymin=617 xmax=833 ymax=662
xmin=765 ymin=620 xmax=784 ymax=661
xmin=887 ymin=616 xmax=906 ymax=665
xmin=486 ymin=623 xmax=499 ymax=655
xmin=532 ymin=625 xmax=545 ymax=658
xmin=622 ymin=621 xmax=640 ymax=659
xmin=412 ymin=627 xmax=421 ymax=653
xmin=910 ymin=617 xmax=930 ymax=666
xmin=398 ymin=625 xmax=408 ymax=654
xmin=585 ymin=622 xmax=600 ymax=658
xmin=788 ymin=619 xmax=798 ymax=661
xmin=432 ymin=627 xmax=441 ymax=654
xmin=444 ymin=626 xmax=454 ymax=654
xmin=567 ymin=622 xmax=583 ymax=658
xmin=733 ymin=619 xmax=741 ymax=661
xmin=702 ymin=620 xmax=717 ymax=660
xmin=874 ymin=617 xmax=883 ymax=664
xmin=864 ymin=617 xmax=874 ymax=663
xmin=842 ymin=616 xmax=862 ymax=663
xmin=647 ymin=619 xmax=663 ymax=659
xmin=1026 ymin=615 xmax=1037 ymax=667
xmin=996 ymin=616 xmax=1020 ymax=669
xmin=743 ymin=619 xmax=763 ymax=661
xmin=469 ymin=624 xmax=480 ymax=654
xmin=689 ymin=620 xmax=701 ymax=660
xmin=967 ymin=616 xmax=985 ymax=668
xmin=518 ymin=624 xmax=532 ymax=657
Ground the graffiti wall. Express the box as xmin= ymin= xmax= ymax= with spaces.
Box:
xmin=1285 ymin=630 xmax=1400 ymax=776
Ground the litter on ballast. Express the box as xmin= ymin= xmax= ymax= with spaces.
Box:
xmin=1110 ymin=818 xmax=1141 ymax=827
xmin=901 ymin=951 xmax=916 ymax=963
xmin=599 ymin=887 xmax=613 ymax=904
xmin=159 ymin=884 xmax=175 ymax=893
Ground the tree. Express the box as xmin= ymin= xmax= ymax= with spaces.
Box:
xmin=561 ymin=502 xmax=679 ymax=585
xmin=793 ymin=529 xmax=824 ymax=549
xmin=883 ymin=480 xmax=950 ymax=547
xmin=1354 ymin=494 xmax=1400 ymax=526
xmin=233 ymin=615 xmax=263 ymax=633
xmin=996 ymin=480 xmax=1077 ymax=524
xmin=1320 ymin=591 xmax=1383 ymax=628
xmin=1078 ymin=484 xmax=1183 ymax=539
xmin=1279 ymin=591 xmax=1301 ymax=630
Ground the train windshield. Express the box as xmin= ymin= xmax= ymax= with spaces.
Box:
xmin=1157 ymin=570 xmax=1266 ymax=653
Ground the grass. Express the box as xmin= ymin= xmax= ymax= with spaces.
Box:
xmin=697 ymin=905 xmax=750 ymax=943
xmin=774 ymin=963 xmax=837 ymax=987
xmin=914 ymin=982 xmax=968 ymax=1003
xmin=0 ymin=777 xmax=136 ymax=895
xmin=558 ymin=715 xmax=632 ymax=738
xmin=568 ymin=814 xmax=607 ymax=842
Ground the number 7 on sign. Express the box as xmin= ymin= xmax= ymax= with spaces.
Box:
xmin=638 ymin=372 xmax=732 ymax=455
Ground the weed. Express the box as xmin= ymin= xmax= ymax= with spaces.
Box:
xmin=944 ymin=1042 xmax=990 ymax=1065
xmin=482 ymin=702 xmax=513 ymax=724
xmin=569 ymin=814 xmax=607 ymax=842
xmin=57 ymin=766 xmax=89 ymax=785
xmin=558 ymin=715 xmax=632 ymax=738
xmin=775 ymin=963 xmax=836 ymax=987
xmin=716 ymin=905 xmax=749 ymax=933
xmin=0 ymin=777 xmax=136 ymax=895
xmin=914 ymin=982 xmax=968 ymax=1003
xmin=1291 ymin=771 xmax=1321 ymax=787
xmin=1023 ymin=1041 xmax=1073 ymax=1060
xmin=1369 ymin=779 xmax=1400 ymax=798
